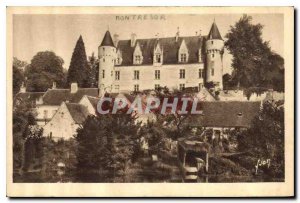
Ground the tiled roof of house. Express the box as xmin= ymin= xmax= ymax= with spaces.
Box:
xmin=86 ymin=96 xmax=100 ymax=110
xmin=100 ymin=31 xmax=115 ymax=47
xmin=191 ymin=101 xmax=261 ymax=128
xmin=116 ymin=36 xmax=204 ymax=66
xmin=65 ymin=103 xmax=90 ymax=124
xmin=14 ymin=92 xmax=45 ymax=107
xmin=42 ymin=88 xmax=98 ymax=105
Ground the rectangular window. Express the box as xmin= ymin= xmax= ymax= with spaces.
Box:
xmin=134 ymin=70 xmax=140 ymax=80
xmin=44 ymin=110 xmax=48 ymax=119
xmin=179 ymin=84 xmax=185 ymax=91
xmin=102 ymin=70 xmax=105 ymax=78
xmin=199 ymin=83 xmax=203 ymax=92
xmin=115 ymin=85 xmax=120 ymax=92
xmin=155 ymin=70 xmax=160 ymax=80
xmin=179 ymin=69 xmax=185 ymax=79
xmin=180 ymin=54 xmax=187 ymax=62
xmin=156 ymin=54 xmax=161 ymax=63
xmin=135 ymin=55 xmax=141 ymax=64
xmin=155 ymin=84 xmax=160 ymax=90
xmin=115 ymin=71 xmax=120 ymax=80
xmin=134 ymin=84 xmax=139 ymax=92
xmin=199 ymin=69 xmax=204 ymax=78
xmin=211 ymin=68 xmax=214 ymax=76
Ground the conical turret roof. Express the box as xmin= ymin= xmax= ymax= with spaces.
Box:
xmin=100 ymin=30 xmax=115 ymax=47
xmin=207 ymin=21 xmax=223 ymax=40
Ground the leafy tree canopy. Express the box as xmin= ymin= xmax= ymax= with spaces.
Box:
xmin=13 ymin=57 xmax=26 ymax=95
xmin=25 ymin=51 xmax=65 ymax=92
xmin=75 ymin=112 xmax=140 ymax=181
xmin=225 ymin=15 xmax=284 ymax=92
xmin=237 ymin=101 xmax=284 ymax=177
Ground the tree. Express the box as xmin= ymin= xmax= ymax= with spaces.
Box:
xmin=67 ymin=36 xmax=91 ymax=87
xmin=13 ymin=57 xmax=26 ymax=95
xmin=152 ymin=87 xmax=195 ymax=140
xmin=75 ymin=113 xmax=140 ymax=182
xmin=25 ymin=51 xmax=65 ymax=92
xmin=225 ymin=15 xmax=284 ymax=92
xmin=13 ymin=98 xmax=36 ymax=173
xmin=237 ymin=101 xmax=284 ymax=178
xmin=88 ymin=52 xmax=99 ymax=88
xmin=222 ymin=73 xmax=237 ymax=90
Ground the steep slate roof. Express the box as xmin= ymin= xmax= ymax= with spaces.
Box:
xmin=100 ymin=31 xmax=115 ymax=47
xmin=191 ymin=101 xmax=261 ymax=128
xmin=207 ymin=21 xmax=223 ymax=40
xmin=116 ymin=36 xmax=204 ymax=66
xmin=42 ymin=88 xmax=98 ymax=105
xmin=65 ymin=103 xmax=90 ymax=124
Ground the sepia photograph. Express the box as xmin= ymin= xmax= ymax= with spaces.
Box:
xmin=6 ymin=6 xmax=294 ymax=197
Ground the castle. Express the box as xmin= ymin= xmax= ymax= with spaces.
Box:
xmin=98 ymin=21 xmax=224 ymax=96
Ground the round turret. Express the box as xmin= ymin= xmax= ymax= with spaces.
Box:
xmin=98 ymin=30 xmax=116 ymax=97
xmin=205 ymin=21 xmax=224 ymax=90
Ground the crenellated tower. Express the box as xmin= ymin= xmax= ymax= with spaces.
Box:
xmin=205 ymin=21 xmax=224 ymax=90
xmin=98 ymin=30 xmax=116 ymax=97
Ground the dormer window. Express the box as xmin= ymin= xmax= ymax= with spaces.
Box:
xmin=115 ymin=50 xmax=123 ymax=65
xmin=153 ymin=43 xmax=163 ymax=65
xmin=155 ymin=54 xmax=161 ymax=63
xmin=178 ymin=39 xmax=189 ymax=63
xmin=135 ymin=55 xmax=141 ymax=64
xmin=180 ymin=54 xmax=187 ymax=62
xmin=133 ymin=42 xmax=143 ymax=65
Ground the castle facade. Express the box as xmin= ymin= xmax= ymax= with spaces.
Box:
xmin=100 ymin=21 xmax=224 ymax=96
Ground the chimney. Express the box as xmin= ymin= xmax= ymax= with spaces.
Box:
xmin=113 ymin=33 xmax=119 ymax=47
xmin=199 ymin=29 xmax=202 ymax=38
xmin=131 ymin=33 xmax=137 ymax=47
xmin=70 ymin=82 xmax=78 ymax=93
xmin=156 ymin=33 xmax=160 ymax=41
xmin=19 ymin=82 xmax=26 ymax=93
xmin=175 ymin=27 xmax=180 ymax=42
xmin=52 ymin=81 xmax=57 ymax=89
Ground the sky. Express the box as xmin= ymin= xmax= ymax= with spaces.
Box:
xmin=13 ymin=13 xmax=283 ymax=74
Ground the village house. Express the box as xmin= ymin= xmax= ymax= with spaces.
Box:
xmin=42 ymin=102 xmax=89 ymax=141
xmin=190 ymin=101 xmax=261 ymax=141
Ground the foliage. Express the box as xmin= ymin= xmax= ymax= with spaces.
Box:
xmin=88 ymin=52 xmax=99 ymax=88
xmin=75 ymin=113 xmax=140 ymax=182
xmin=138 ymin=120 xmax=168 ymax=152
xmin=153 ymin=87 xmax=195 ymax=140
xmin=237 ymin=101 xmax=284 ymax=177
xmin=25 ymin=51 xmax=65 ymax=92
xmin=225 ymin=15 xmax=284 ymax=92
xmin=67 ymin=36 xmax=91 ymax=87
xmin=222 ymin=73 xmax=237 ymax=90
xmin=13 ymin=97 xmax=36 ymax=171
xmin=13 ymin=57 xmax=26 ymax=95
xmin=22 ymin=126 xmax=43 ymax=171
